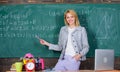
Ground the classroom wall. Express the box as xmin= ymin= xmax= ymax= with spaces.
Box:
xmin=0 ymin=4 xmax=120 ymax=58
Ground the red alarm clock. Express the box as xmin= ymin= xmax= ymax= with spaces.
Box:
xmin=25 ymin=59 xmax=35 ymax=72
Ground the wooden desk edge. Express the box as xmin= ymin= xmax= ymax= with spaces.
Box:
xmin=6 ymin=70 xmax=120 ymax=72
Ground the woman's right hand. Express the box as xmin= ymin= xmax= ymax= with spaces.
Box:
xmin=40 ymin=39 xmax=50 ymax=46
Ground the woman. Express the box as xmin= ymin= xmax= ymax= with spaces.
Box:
xmin=40 ymin=9 xmax=89 ymax=71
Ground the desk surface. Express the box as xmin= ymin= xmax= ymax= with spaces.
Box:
xmin=6 ymin=70 xmax=120 ymax=72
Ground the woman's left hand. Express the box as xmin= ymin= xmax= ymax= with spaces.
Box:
xmin=73 ymin=54 xmax=82 ymax=61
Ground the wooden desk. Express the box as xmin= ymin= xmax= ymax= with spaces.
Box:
xmin=94 ymin=70 xmax=120 ymax=72
xmin=6 ymin=70 xmax=120 ymax=72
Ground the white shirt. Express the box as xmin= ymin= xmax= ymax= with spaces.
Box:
xmin=65 ymin=27 xmax=76 ymax=56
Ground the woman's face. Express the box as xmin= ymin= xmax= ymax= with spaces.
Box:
xmin=65 ymin=13 xmax=75 ymax=26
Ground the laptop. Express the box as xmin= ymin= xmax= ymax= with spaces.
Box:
xmin=94 ymin=49 xmax=114 ymax=70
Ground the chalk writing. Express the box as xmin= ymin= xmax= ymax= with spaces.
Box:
xmin=0 ymin=4 xmax=120 ymax=58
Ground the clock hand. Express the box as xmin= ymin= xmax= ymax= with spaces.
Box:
xmin=29 ymin=64 xmax=31 ymax=67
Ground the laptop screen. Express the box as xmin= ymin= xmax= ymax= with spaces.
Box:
xmin=94 ymin=49 xmax=114 ymax=70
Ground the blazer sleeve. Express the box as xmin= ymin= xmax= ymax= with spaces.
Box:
xmin=48 ymin=28 xmax=63 ymax=51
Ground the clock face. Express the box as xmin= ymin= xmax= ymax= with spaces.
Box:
xmin=26 ymin=62 xmax=35 ymax=70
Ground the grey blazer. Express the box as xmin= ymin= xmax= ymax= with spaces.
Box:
xmin=49 ymin=26 xmax=89 ymax=61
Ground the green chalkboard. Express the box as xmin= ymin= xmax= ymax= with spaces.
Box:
xmin=0 ymin=4 xmax=120 ymax=58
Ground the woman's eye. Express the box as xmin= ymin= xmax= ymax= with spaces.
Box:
xmin=66 ymin=17 xmax=69 ymax=19
xmin=71 ymin=16 xmax=74 ymax=18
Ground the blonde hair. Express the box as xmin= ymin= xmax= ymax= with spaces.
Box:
xmin=64 ymin=9 xmax=80 ymax=26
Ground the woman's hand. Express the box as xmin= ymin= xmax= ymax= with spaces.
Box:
xmin=40 ymin=39 xmax=50 ymax=46
xmin=73 ymin=54 xmax=82 ymax=61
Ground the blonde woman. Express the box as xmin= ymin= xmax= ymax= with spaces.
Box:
xmin=40 ymin=9 xmax=89 ymax=71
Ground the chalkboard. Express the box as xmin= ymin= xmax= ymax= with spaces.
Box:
xmin=0 ymin=4 xmax=120 ymax=58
